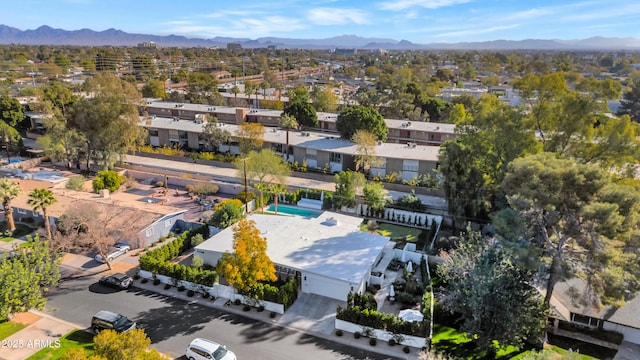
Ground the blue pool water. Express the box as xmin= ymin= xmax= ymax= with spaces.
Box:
xmin=264 ymin=204 xmax=323 ymax=218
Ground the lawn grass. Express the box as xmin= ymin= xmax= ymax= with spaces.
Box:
xmin=0 ymin=223 xmax=35 ymax=242
xmin=511 ymin=344 xmax=599 ymax=360
xmin=0 ymin=320 xmax=26 ymax=340
xmin=27 ymin=330 xmax=94 ymax=360
xmin=360 ymin=222 xmax=424 ymax=241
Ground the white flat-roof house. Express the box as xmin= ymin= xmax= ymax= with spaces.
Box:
xmin=194 ymin=211 xmax=390 ymax=301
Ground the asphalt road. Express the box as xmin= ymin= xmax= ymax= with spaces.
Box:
xmin=45 ymin=275 xmax=400 ymax=360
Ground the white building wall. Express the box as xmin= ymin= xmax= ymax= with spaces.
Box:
xmin=603 ymin=322 xmax=640 ymax=344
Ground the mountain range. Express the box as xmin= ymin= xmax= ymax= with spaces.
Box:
xmin=2 ymin=25 xmax=640 ymax=50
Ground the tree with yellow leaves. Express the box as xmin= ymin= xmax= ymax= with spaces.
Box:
xmin=216 ymin=218 xmax=276 ymax=295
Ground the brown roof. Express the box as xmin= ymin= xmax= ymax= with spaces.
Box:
xmin=10 ymin=179 xmax=185 ymax=221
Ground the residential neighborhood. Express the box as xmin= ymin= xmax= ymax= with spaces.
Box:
xmin=1 ymin=20 xmax=640 ymax=360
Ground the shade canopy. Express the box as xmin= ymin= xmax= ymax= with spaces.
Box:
xmin=398 ymin=309 xmax=424 ymax=323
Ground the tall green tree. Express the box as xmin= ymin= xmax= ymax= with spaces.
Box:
xmin=0 ymin=236 xmax=60 ymax=320
xmin=336 ymin=105 xmax=388 ymax=141
xmin=27 ymin=188 xmax=57 ymax=240
xmin=278 ymin=113 xmax=298 ymax=163
xmin=282 ymin=100 xmax=318 ymax=128
xmin=208 ymin=199 xmax=245 ymax=229
xmin=0 ymin=178 xmax=21 ymax=231
xmin=363 ymin=181 xmax=386 ymax=213
xmin=200 ymin=115 xmax=231 ymax=152
xmin=333 ymin=171 xmax=365 ymax=209
xmin=617 ymin=82 xmax=640 ymax=122
xmin=438 ymin=230 xmax=547 ymax=352
xmin=236 ymin=122 xmax=264 ymax=155
xmin=141 ymin=79 xmax=166 ymax=99
xmin=69 ymin=72 xmax=146 ymax=170
xmin=238 ymin=149 xmax=290 ymax=185
xmin=352 ymin=129 xmax=382 ymax=173
xmin=501 ymin=153 xmax=640 ymax=308
xmin=0 ymin=95 xmax=24 ymax=127
xmin=216 ymin=218 xmax=277 ymax=295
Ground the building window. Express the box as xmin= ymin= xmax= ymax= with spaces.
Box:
xmin=145 ymin=228 xmax=154 ymax=237
xmin=178 ymin=131 xmax=188 ymax=140
xmin=272 ymin=143 xmax=283 ymax=153
xmin=402 ymin=160 xmax=419 ymax=172
xmin=164 ymin=219 xmax=172 ymax=228
xmin=571 ymin=313 xmax=601 ymax=328
xmin=329 ymin=153 xmax=341 ymax=162
xmin=149 ymin=129 xmax=159 ymax=136
xmin=17 ymin=208 xmax=26 ymax=214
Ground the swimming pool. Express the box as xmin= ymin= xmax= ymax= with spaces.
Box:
xmin=264 ymin=204 xmax=323 ymax=218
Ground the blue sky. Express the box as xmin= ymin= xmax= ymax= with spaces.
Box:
xmin=2 ymin=0 xmax=640 ymax=43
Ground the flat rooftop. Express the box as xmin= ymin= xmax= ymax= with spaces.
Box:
xmin=196 ymin=211 xmax=390 ymax=283
xmin=142 ymin=116 xmax=442 ymax=162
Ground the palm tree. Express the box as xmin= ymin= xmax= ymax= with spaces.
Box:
xmin=269 ymin=183 xmax=286 ymax=215
xmin=28 ymin=188 xmax=57 ymax=240
xmin=0 ymin=179 xmax=22 ymax=232
xmin=231 ymin=85 xmax=240 ymax=106
xmin=278 ymin=114 xmax=298 ymax=163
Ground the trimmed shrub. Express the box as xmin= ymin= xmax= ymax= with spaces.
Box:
xmin=270 ymin=312 xmax=277 ymax=318
xmin=153 ymin=278 xmax=161 ymax=285
xmin=234 ymin=299 xmax=242 ymax=305
xmin=141 ymin=278 xmax=148 ymax=283
xmin=388 ymin=339 xmax=396 ymax=346
xmin=403 ymin=346 xmax=410 ymax=353
xmin=187 ymin=290 xmax=195 ymax=297
xmin=369 ymin=338 xmax=377 ymax=346
xmin=354 ymin=332 xmax=361 ymax=339
xmin=92 ymin=170 xmax=123 ymax=193
xmin=202 ymin=293 xmax=210 ymax=299
xmin=133 ymin=273 xmax=140 ymax=280
xmin=335 ymin=329 xmax=343 ymax=337
xmin=178 ymin=285 xmax=186 ymax=292
xmin=66 ymin=175 xmax=86 ymax=191
xmin=243 ymin=305 xmax=251 ymax=312
xmin=164 ymin=284 xmax=171 ymax=290
xmin=257 ymin=305 xmax=265 ymax=312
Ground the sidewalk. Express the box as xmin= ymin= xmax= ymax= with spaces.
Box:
xmin=131 ymin=278 xmax=420 ymax=360
xmin=0 ymin=310 xmax=81 ymax=360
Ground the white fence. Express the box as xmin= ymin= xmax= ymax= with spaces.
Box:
xmin=358 ymin=204 xmax=443 ymax=229
xmin=335 ymin=319 xmax=427 ymax=348
xmin=138 ymin=270 xmax=285 ymax=314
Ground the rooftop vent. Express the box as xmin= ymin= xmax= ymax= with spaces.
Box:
xmin=325 ymin=217 xmax=340 ymax=226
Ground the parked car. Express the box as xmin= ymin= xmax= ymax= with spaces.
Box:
xmin=98 ymin=273 xmax=133 ymax=290
xmin=95 ymin=243 xmax=130 ymax=263
xmin=91 ymin=310 xmax=136 ymax=333
xmin=186 ymin=338 xmax=237 ymax=360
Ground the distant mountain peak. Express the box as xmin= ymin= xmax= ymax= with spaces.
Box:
xmin=1 ymin=24 xmax=639 ymax=50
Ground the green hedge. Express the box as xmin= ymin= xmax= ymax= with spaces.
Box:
xmin=139 ymin=227 xmax=218 ymax=286
xmin=251 ymin=277 xmax=299 ymax=308
xmin=336 ymin=293 xmax=427 ymax=337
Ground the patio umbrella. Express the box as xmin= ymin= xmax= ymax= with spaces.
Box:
xmin=398 ymin=309 xmax=424 ymax=323
xmin=406 ymin=261 xmax=413 ymax=273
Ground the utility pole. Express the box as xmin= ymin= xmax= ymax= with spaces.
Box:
xmin=3 ymin=128 xmax=10 ymax=164
xmin=243 ymin=157 xmax=249 ymax=213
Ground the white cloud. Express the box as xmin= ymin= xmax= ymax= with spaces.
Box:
xmin=378 ymin=0 xmax=471 ymax=11
xmin=433 ymin=24 xmax=519 ymax=39
xmin=306 ymin=7 xmax=370 ymax=25
xmin=203 ymin=10 xmax=256 ymax=19
xmin=165 ymin=15 xmax=305 ymax=39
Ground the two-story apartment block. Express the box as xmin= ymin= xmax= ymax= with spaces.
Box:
xmin=141 ymin=115 xmax=441 ymax=180
xmin=142 ymin=100 xmax=457 ymax=147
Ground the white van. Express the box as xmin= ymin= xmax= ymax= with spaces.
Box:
xmin=185 ymin=338 xmax=237 ymax=360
